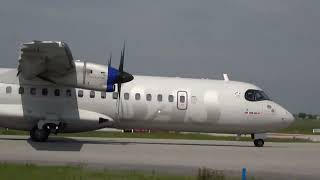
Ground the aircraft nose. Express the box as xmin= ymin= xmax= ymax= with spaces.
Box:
xmin=279 ymin=106 xmax=295 ymax=125
xmin=285 ymin=111 xmax=295 ymax=124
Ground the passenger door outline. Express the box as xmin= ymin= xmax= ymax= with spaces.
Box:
xmin=177 ymin=91 xmax=188 ymax=110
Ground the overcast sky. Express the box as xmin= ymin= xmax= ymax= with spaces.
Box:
xmin=0 ymin=0 xmax=319 ymax=114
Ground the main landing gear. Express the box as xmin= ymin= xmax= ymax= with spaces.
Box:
xmin=30 ymin=126 xmax=50 ymax=142
xmin=251 ymin=133 xmax=266 ymax=147
xmin=30 ymin=120 xmax=62 ymax=142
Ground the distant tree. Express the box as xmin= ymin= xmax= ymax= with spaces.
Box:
xmin=308 ymin=114 xmax=316 ymax=119
xmin=298 ymin=113 xmax=307 ymax=119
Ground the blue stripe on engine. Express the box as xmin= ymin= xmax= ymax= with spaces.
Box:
xmin=106 ymin=66 xmax=119 ymax=92
xmin=106 ymin=84 xmax=115 ymax=92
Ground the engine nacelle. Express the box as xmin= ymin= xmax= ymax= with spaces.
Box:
xmin=52 ymin=61 xmax=119 ymax=92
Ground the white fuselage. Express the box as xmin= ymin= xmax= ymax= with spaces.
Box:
xmin=0 ymin=68 xmax=294 ymax=134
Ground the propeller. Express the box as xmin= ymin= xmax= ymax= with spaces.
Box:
xmin=116 ymin=43 xmax=134 ymax=99
xmin=105 ymin=43 xmax=133 ymax=93
xmin=107 ymin=43 xmax=133 ymax=119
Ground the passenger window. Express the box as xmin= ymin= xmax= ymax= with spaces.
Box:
xmin=191 ymin=96 xmax=197 ymax=104
xmin=124 ymin=93 xmax=130 ymax=100
xmin=42 ymin=88 xmax=48 ymax=96
xmin=157 ymin=94 xmax=163 ymax=102
xmin=101 ymin=92 xmax=106 ymax=99
xmin=180 ymin=96 xmax=186 ymax=103
xmin=18 ymin=87 xmax=24 ymax=94
xmin=168 ymin=95 xmax=174 ymax=102
xmin=6 ymin=86 xmax=12 ymax=94
xmin=112 ymin=92 xmax=118 ymax=99
xmin=78 ymin=90 xmax=84 ymax=98
xmin=54 ymin=89 xmax=60 ymax=96
xmin=30 ymin=88 xmax=36 ymax=95
xmin=135 ymin=93 xmax=141 ymax=100
xmin=66 ymin=89 xmax=72 ymax=97
xmin=90 ymin=91 xmax=95 ymax=98
xmin=146 ymin=94 xmax=152 ymax=101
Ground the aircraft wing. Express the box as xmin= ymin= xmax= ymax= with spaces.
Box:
xmin=18 ymin=41 xmax=75 ymax=80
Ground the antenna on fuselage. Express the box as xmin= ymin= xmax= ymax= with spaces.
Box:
xmin=223 ymin=73 xmax=230 ymax=81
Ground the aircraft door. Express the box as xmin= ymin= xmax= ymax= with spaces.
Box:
xmin=177 ymin=91 xmax=188 ymax=110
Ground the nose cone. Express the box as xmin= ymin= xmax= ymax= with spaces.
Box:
xmin=279 ymin=106 xmax=295 ymax=126
xmin=285 ymin=111 xmax=295 ymax=124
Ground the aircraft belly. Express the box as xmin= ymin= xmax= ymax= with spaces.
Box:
xmin=118 ymin=107 xmax=221 ymax=132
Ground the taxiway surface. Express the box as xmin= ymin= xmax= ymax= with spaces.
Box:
xmin=0 ymin=135 xmax=319 ymax=179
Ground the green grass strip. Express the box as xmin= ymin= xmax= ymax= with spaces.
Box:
xmin=0 ymin=163 xmax=248 ymax=180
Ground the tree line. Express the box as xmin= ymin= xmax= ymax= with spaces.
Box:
xmin=295 ymin=113 xmax=319 ymax=119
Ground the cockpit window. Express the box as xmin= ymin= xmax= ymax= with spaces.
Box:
xmin=245 ymin=89 xmax=270 ymax=102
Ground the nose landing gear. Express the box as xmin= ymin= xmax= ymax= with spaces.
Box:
xmin=253 ymin=139 xmax=264 ymax=147
xmin=251 ymin=133 xmax=266 ymax=147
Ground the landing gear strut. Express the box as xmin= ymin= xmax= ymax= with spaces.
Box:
xmin=251 ymin=133 xmax=266 ymax=147
xmin=30 ymin=126 xmax=50 ymax=142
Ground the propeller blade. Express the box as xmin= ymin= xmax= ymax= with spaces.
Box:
xmin=119 ymin=42 xmax=125 ymax=73
xmin=115 ymin=42 xmax=132 ymax=119
xmin=118 ymin=83 xmax=122 ymax=99
xmin=17 ymin=70 xmax=21 ymax=76
xmin=108 ymin=52 xmax=112 ymax=67
xmin=117 ymin=82 xmax=122 ymax=119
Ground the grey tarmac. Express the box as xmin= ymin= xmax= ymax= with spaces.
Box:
xmin=0 ymin=135 xmax=319 ymax=180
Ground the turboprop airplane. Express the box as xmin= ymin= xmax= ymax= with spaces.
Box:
xmin=0 ymin=41 xmax=294 ymax=147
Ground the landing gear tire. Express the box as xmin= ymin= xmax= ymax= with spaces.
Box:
xmin=254 ymin=139 xmax=264 ymax=147
xmin=30 ymin=127 xmax=50 ymax=142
